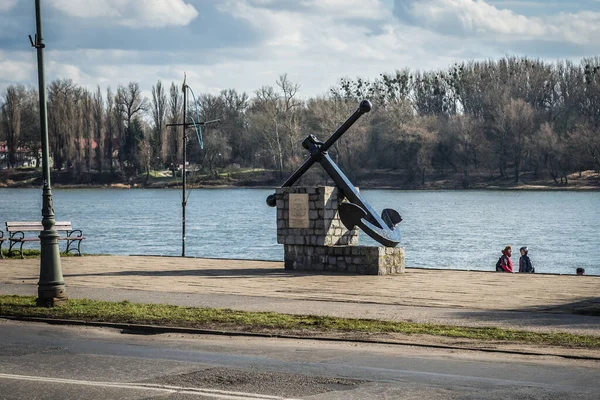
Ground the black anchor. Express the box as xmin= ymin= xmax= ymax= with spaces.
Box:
xmin=266 ymin=100 xmax=402 ymax=247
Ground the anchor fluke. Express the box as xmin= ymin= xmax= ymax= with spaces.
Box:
xmin=381 ymin=208 xmax=402 ymax=229
xmin=338 ymin=202 xmax=367 ymax=231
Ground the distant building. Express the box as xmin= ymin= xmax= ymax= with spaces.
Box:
xmin=1 ymin=137 xmax=119 ymax=171
xmin=0 ymin=141 xmax=39 ymax=169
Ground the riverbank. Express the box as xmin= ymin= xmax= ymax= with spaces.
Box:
xmin=1 ymin=168 xmax=599 ymax=190
xmin=1 ymin=255 xmax=598 ymax=332
xmin=1 ymin=255 xmax=599 ymax=358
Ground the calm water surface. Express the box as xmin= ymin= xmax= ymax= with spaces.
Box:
xmin=0 ymin=188 xmax=598 ymax=275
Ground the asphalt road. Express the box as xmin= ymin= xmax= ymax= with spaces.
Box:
xmin=1 ymin=319 xmax=599 ymax=399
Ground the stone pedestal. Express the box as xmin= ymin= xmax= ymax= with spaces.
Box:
xmin=275 ymin=186 xmax=404 ymax=275
xmin=284 ymin=244 xmax=404 ymax=275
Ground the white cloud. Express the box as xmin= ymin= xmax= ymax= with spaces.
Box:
xmin=488 ymin=1 xmax=560 ymax=8
xmin=0 ymin=0 xmax=17 ymax=13
xmin=47 ymin=0 xmax=199 ymax=28
xmin=0 ymin=0 xmax=596 ymax=102
xmin=395 ymin=0 xmax=600 ymax=45
xmin=411 ymin=0 xmax=540 ymax=35
xmin=0 ymin=51 xmax=36 ymax=86
xmin=220 ymin=0 xmax=393 ymax=57
xmin=214 ymin=1 xmax=453 ymax=95
xmin=0 ymin=60 xmax=34 ymax=82
xmin=300 ymin=0 xmax=388 ymax=20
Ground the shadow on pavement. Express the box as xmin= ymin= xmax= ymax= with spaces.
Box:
xmin=63 ymin=268 xmax=339 ymax=278
xmin=517 ymin=297 xmax=600 ymax=314
xmin=450 ymin=297 xmax=600 ymax=330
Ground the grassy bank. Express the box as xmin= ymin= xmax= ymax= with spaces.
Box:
xmin=1 ymin=167 xmax=599 ymax=190
xmin=1 ymin=295 xmax=598 ymax=349
xmin=1 ymin=249 xmax=80 ymax=259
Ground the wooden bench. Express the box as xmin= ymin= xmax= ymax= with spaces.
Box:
xmin=4 ymin=221 xmax=85 ymax=259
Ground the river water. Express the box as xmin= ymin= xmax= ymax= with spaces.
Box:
xmin=1 ymin=188 xmax=598 ymax=275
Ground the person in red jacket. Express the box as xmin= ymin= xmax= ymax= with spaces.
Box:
xmin=496 ymin=245 xmax=513 ymax=272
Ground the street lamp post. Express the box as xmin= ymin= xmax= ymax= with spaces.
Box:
xmin=31 ymin=0 xmax=67 ymax=307
xmin=182 ymin=81 xmax=187 ymax=257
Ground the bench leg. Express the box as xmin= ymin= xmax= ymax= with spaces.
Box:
xmin=0 ymin=241 xmax=3 ymax=259
xmin=19 ymin=241 xmax=24 ymax=259
xmin=65 ymin=239 xmax=83 ymax=256
xmin=8 ymin=240 xmax=16 ymax=257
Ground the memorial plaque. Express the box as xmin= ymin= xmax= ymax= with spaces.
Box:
xmin=288 ymin=193 xmax=309 ymax=228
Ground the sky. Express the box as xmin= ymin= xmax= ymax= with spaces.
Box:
xmin=0 ymin=0 xmax=599 ymax=100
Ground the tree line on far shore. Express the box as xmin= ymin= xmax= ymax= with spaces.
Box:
xmin=1 ymin=55 xmax=599 ymax=185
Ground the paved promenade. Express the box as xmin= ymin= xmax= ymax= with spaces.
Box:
xmin=1 ymin=256 xmax=599 ymax=335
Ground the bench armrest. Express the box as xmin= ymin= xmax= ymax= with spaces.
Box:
xmin=9 ymin=231 xmax=24 ymax=240
xmin=67 ymin=230 xmax=83 ymax=238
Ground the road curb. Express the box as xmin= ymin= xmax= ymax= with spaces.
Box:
xmin=3 ymin=315 xmax=599 ymax=361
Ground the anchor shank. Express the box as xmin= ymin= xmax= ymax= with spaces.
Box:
xmin=318 ymin=152 xmax=386 ymax=228
xmin=279 ymin=156 xmax=316 ymax=188
xmin=320 ymin=101 xmax=371 ymax=153
xmin=316 ymin=150 xmax=401 ymax=247
xmin=279 ymin=101 xmax=370 ymax=189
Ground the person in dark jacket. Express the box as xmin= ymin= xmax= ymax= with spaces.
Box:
xmin=518 ymin=246 xmax=534 ymax=273
xmin=496 ymin=246 xmax=513 ymax=272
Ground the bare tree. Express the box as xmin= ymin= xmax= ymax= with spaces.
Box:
xmin=71 ymin=86 xmax=85 ymax=173
xmin=276 ymin=74 xmax=303 ymax=161
xmin=14 ymin=87 xmax=40 ymax=167
xmin=116 ymin=82 xmax=149 ymax=128
xmin=305 ymin=96 xmax=368 ymax=180
xmin=569 ymin=122 xmax=600 ymax=173
xmin=582 ymin=57 xmax=600 ymax=127
xmin=138 ymin=119 xmax=153 ymax=181
xmin=505 ymin=98 xmax=536 ymax=183
xmin=81 ymin=89 xmax=95 ymax=171
xmin=444 ymin=114 xmax=487 ymax=186
xmin=534 ymin=123 xmax=566 ymax=183
xmin=250 ymin=85 xmax=284 ymax=176
xmin=105 ymin=87 xmax=116 ymax=172
xmin=151 ymin=80 xmax=167 ymax=163
xmin=1 ymin=85 xmax=25 ymax=168
xmin=484 ymin=91 xmax=512 ymax=178
xmin=115 ymin=82 xmax=148 ymax=173
xmin=93 ymin=86 xmax=105 ymax=172
xmin=167 ymin=82 xmax=182 ymax=169
xmin=48 ymin=79 xmax=75 ymax=170
xmin=219 ymin=89 xmax=250 ymax=166
xmin=200 ymin=125 xmax=231 ymax=178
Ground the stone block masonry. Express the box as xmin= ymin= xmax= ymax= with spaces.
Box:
xmin=275 ymin=186 xmax=405 ymax=275
xmin=284 ymin=244 xmax=405 ymax=275
xmin=275 ymin=186 xmax=358 ymax=246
